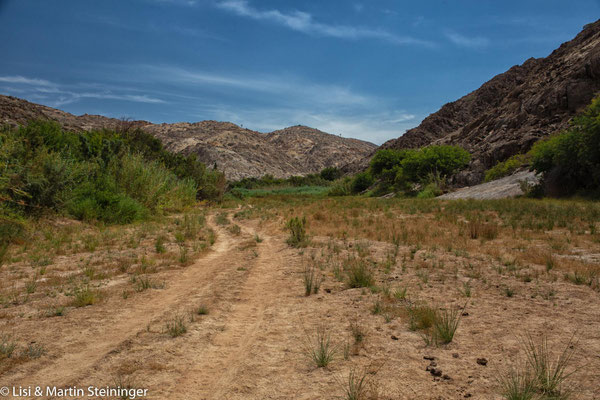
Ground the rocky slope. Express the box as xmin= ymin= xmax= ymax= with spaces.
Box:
xmin=377 ymin=19 xmax=600 ymax=185
xmin=0 ymin=95 xmax=376 ymax=180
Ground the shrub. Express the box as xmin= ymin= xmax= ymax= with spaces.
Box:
xmin=368 ymin=145 xmax=470 ymax=195
xmin=485 ymin=154 xmax=528 ymax=182
xmin=530 ymin=95 xmax=600 ymax=196
xmin=286 ymin=216 xmax=308 ymax=247
xmin=320 ymin=167 xmax=342 ymax=181
xmin=0 ymin=120 xmax=224 ymax=232
xmin=328 ymin=177 xmax=352 ymax=196
xmin=351 ymin=172 xmax=374 ymax=194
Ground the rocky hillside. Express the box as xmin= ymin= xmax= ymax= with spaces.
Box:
xmin=0 ymin=95 xmax=376 ymax=180
xmin=378 ymin=19 xmax=600 ymax=185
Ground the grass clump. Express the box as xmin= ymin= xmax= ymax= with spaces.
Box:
xmin=498 ymin=367 xmax=537 ymax=400
xmin=0 ymin=335 xmax=17 ymax=359
xmin=407 ymin=303 xmax=462 ymax=346
xmin=345 ymin=259 xmax=374 ymax=288
xmin=304 ymin=326 xmax=338 ymax=368
xmin=286 ymin=216 xmax=308 ymax=247
xmin=342 ymin=367 xmax=375 ymax=400
xmin=165 ymin=314 xmax=187 ymax=337
xmin=499 ymin=334 xmax=578 ymax=400
xmin=303 ymin=264 xmax=321 ymax=296
xmin=71 ymin=285 xmax=100 ymax=307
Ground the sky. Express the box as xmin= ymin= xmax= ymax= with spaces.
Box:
xmin=0 ymin=1 xmax=599 ymax=144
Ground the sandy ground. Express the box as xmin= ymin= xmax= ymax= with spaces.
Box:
xmin=0 ymin=211 xmax=599 ymax=399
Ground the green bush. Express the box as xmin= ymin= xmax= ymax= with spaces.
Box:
xmin=286 ymin=216 xmax=308 ymax=247
xmin=320 ymin=167 xmax=342 ymax=181
xmin=368 ymin=145 xmax=470 ymax=195
xmin=530 ymin=96 xmax=600 ymax=196
xmin=0 ymin=120 xmax=223 ymax=233
xmin=351 ymin=172 xmax=374 ymax=193
xmin=327 ymin=177 xmax=352 ymax=196
xmin=485 ymin=154 xmax=528 ymax=182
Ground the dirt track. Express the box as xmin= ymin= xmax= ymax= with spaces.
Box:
xmin=2 ymin=211 xmax=599 ymax=399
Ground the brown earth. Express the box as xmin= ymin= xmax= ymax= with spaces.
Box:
xmin=348 ymin=19 xmax=600 ymax=185
xmin=1 ymin=200 xmax=599 ymax=399
xmin=0 ymin=95 xmax=376 ymax=180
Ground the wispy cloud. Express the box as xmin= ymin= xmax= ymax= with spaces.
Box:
xmin=216 ymin=0 xmax=433 ymax=46
xmin=0 ymin=75 xmax=54 ymax=86
xmin=137 ymin=65 xmax=369 ymax=107
xmin=0 ymin=75 xmax=165 ymax=107
xmin=445 ymin=31 xmax=490 ymax=48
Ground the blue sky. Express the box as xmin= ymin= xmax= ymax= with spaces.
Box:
xmin=0 ymin=0 xmax=598 ymax=144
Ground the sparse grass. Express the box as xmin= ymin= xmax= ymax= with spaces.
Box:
xmin=393 ymin=286 xmax=407 ymax=300
xmin=21 ymin=343 xmax=45 ymax=359
xmin=346 ymin=259 xmax=374 ymax=288
xmin=286 ymin=216 xmax=309 ymax=247
xmin=304 ymin=326 xmax=338 ymax=368
xmin=408 ymin=303 xmax=462 ymax=346
xmin=165 ymin=314 xmax=187 ymax=337
xmin=0 ymin=335 xmax=17 ymax=359
xmin=342 ymin=367 xmax=373 ymax=400
xmin=349 ymin=320 xmax=366 ymax=344
xmin=228 ymin=224 xmax=242 ymax=235
xmin=215 ymin=212 xmax=230 ymax=226
xmin=155 ymin=235 xmax=167 ymax=253
xmin=523 ymin=334 xmax=577 ymax=398
xmin=195 ymin=305 xmax=209 ymax=315
xmin=498 ymin=366 xmax=537 ymax=400
xmin=133 ymin=276 xmax=164 ymax=292
xmin=71 ymin=285 xmax=99 ymax=307
xmin=303 ymin=264 xmax=321 ymax=296
xmin=407 ymin=303 xmax=436 ymax=331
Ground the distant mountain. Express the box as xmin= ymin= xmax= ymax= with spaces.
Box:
xmin=0 ymin=95 xmax=376 ymax=180
xmin=367 ymin=19 xmax=600 ymax=185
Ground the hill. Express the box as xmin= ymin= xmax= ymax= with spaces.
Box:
xmin=374 ymin=19 xmax=600 ymax=185
xmin=0 ymin=95 xmax=376 ymax=180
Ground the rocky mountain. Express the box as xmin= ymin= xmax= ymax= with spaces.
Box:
xmin=0 ymin=95 xmax=376 ymax=180
xmin=376 ymin=19 xmax=600 ymax=185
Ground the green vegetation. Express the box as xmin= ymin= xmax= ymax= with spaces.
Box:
xmin=286 ymin=216 xmax=308 ymax=247
xmin=530 ymin=96 xmax=600 ymax=197
xmin=329 ymin=145 xmax=470 ymax=197
xmin=0 ymin=120 xmax=225 ymax=239
xmin=485 ymin=154 xmax=529 ymax=182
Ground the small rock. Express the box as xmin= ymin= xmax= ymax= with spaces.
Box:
xmin=324 ymin=288 xmax=331 ymax=293
xmin=462 ymin=312 xmax=469 ymax=316
xmin=464 ymin=394 xmax=472 ymax=398
xmin=391 ymin=335 xmax=399 ymax=340
xmin=452 ymin=353 xmax=460 ymax=358
xmin=442 ymin=374 xmax=451 ymax=380
xmin=477 ymin=358 xmax=488 ymax=366
xmin=429 ymin=368 xmax=442 ymax=377
xmin=424 ymin=355 xmax=436 ymax=360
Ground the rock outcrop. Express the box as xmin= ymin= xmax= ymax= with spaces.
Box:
xmin=0 ymin=95 xmax=376 ymax=180
xmin=376 ymin=19 xmax=600 ymax=185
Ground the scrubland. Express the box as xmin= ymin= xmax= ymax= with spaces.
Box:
xmin=1 ymin=194 xmax=599 ymax=399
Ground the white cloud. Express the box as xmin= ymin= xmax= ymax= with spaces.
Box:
xmin=137 ymin=65 xmax=369 ymax=107
xmin=0 ymin=75 xmax=54 ymax=86
xmin=216 ymin=0 xmax=433 ymax=46
xmin=0 ymin=75 xmax=165 ymax=107
xmin=445 ymin=31 xmax=490 ymax=48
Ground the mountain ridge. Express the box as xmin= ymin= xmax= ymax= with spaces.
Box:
xmin=0 ymin=94 xmax=376 ymax=180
